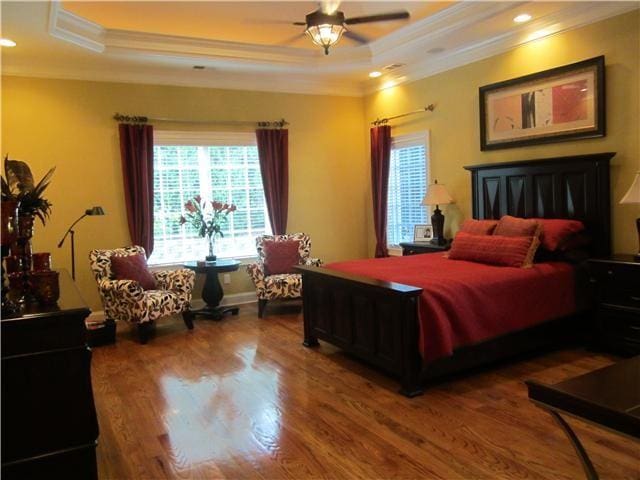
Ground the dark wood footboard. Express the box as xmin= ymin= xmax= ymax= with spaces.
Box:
xmin=296 ymin=265 xmax=425 ymax=397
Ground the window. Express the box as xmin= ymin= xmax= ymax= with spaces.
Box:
xmin=149 ymin=131 xmax=271 ymax=265
xmin=386 ymin=132 xmax=429 ymax=246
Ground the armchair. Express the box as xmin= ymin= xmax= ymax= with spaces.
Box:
xmin=89 ymin=246 xmax=195 ymax=343
xmin=246 ymin=233 xmax=321 ymax=318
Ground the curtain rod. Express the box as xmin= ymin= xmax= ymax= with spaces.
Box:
xmin=113 ymin=113 xmax=289 ymax=128
xmin=371 ymin=104 xmax=435 ymax=126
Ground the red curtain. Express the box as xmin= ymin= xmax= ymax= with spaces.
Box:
xmin=370 ymin=125 xmax=392 ymax=258
xmin=255 ymin=129 xmax=289 ymax=235
xmin=118 ymin=123 xmax=155 ymax=255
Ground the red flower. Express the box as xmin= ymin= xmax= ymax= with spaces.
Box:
xmin=184 ymin=201 xmax=196 ymax=213
xmin=179 ymin=215 xmax=187 ymax=225
xmin=194 ymin=194 xmax=202 ymax=204
xmin=212 ymin=200 xmax=223 ymax=210
xmin=228 ymin=204 xmax=237 ymax=212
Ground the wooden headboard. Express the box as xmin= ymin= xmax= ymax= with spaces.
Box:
xmin=464 ymin=152 xmax=614 ymax=257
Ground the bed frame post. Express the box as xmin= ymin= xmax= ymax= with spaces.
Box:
xmin=399 ymin=297 xmax=424 ymax=397
xmin=302 ymin=285 xmax=319 ymax=347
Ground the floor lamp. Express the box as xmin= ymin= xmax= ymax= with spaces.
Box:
xmin=57 ymin=206 xmax=105 ymax=280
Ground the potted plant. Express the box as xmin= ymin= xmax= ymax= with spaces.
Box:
xmin=179 ymin=195 xmax=236 ymax=261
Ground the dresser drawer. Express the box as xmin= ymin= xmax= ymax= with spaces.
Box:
xmin=596 ymin=306 xmax=640 ymax=356
xmin=590 ymin=262 xmax=640 ymax=309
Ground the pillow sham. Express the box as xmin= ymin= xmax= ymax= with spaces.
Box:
xmin=111 ymin=253 xmax=157 ymax=290
xmin=459 ymin=219 xmax=499 ymax=235
xmin=534 ymin=218 xmax=585 ymax=251
xmin=494 ymin=215 xmax=540 ymax=237
xmin=449 ymin=231 xmax=540 ymax=268
xmin=263 ymin=240 xmax=301 ymax=275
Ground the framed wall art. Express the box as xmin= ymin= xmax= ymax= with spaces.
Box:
xmin=479 ymin=56 xmax=605 ymax=150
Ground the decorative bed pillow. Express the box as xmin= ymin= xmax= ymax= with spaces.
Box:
xmin=459 ymin=219 xmax=499 ymax=235
xmin=263 ymin=240 xmax=301 ymax=275
xmin=449 ymin=232 xmax=540 ymax=268
xmin=494 ymin=215 xmax=541 ymax=237
xmin=534 ymin=218 xmax=585 ymax=251
xmin=110 ymin=253 xmax=157 ymax=290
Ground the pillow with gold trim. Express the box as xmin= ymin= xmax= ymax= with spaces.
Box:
xmin=459 ymin=219 xmax=499 ymax=235
xmin=449 ymin=232 xmax=540 ymax=268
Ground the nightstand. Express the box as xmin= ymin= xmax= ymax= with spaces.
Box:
xmin=587 ymin=255 xmax=640 ymax=356
xmin=399 ymin=240 xmax=451 ymax=256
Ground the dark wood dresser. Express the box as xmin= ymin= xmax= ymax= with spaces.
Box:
xmin=588 ymin=255 xmax=640 ymax=356
xmin=399 ymin=240 xmax=451 ymax=256
xmin=1 ymin=270 xmax=99 ymax=479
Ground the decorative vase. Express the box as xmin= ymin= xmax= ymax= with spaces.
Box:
xmin=206 ymin=234 xmax=217 ymax=262
xmin=31 ymin=270 xmax=60 ymax=306
xmin=1 ymin=199 xmax=20 ymax=314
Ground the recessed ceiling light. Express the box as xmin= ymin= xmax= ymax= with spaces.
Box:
xmin=513 ymin=14 xmax=532 ymax=23
xmin=0 ymin=38 xmax=17 ymax=47
xmin=193 ymin=65 xmax=205 ymax=70
xmin=369 ymin=71 xmax=382 ymax=78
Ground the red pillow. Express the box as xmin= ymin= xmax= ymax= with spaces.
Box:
xmin=110 ymin=253 xmax=157 ymax=290
xmin=494 ymin=215 xmax=540 ymax=237
xmin=449 ymin=232 xmax=539 ymax=268
xmin=460 ymin=219 xmax=498 ymax=235
xmin=263 ymin=240 xmax=301 ymax=275
xmin=534 ymin=218 xmax=585 ymax=251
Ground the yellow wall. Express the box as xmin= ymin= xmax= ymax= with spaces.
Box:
xmin=364 ymin=10 xmax=640 ymax=256
xmin=2 ymin=10 xmax=639 ymax=312
xmin=1 ymin=79 xmax=368 ymax=310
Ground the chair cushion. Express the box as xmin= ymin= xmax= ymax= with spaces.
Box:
xmin=111 ymin=253 xmax=157 ymax=290
xmin=262 ymin=273 xmax=303 ymax=299
xmin=263 ymin=240 xmax=301 ymax=275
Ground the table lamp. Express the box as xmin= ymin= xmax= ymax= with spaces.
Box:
xmin=422 ymin=180 xmax=454 ymax=246
xmin=57 ymin=206 xmax=105 ymax=280
xmin=620 ymin=172 xmax=640 ymax=262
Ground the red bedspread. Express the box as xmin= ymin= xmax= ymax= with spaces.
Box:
xmin=326 ymin=253 xmax=576 ymax=362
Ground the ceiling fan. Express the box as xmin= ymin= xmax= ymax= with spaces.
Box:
xmin=290 ymin=2 xmax=410 ymax=55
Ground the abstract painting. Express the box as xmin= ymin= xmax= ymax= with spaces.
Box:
xmin=480 ymin=56 xmax=605 ymax=150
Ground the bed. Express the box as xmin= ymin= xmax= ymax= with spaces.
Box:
xmin=296 ymin=152 xmax=614 ymax=397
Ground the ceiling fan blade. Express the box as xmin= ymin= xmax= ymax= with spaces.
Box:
xmin=343 ymin=30 xmax=369 ymax=45
xmin=278 ymin=32 xmax=307 ymax=46
xmin=293 ymin=21 xmax=307 ymax=26
xmin=345 ymin=11 xmax=410 ymax=25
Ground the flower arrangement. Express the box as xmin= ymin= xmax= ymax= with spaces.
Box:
xmin=1 ymin=156 xmax=55 ymax=224
xmin=180 ymin=195 xmax=237 ymax=260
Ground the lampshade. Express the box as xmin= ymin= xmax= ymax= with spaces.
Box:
xmin=85 ymin=206 xmax=105 ymax=216
xmin=422 ymin=180 xmax=453 ymax=206
xmin=620 ymin=172 xmax=640 ymax=204
xmin=305 ymin=24 xmax=345 ymax=54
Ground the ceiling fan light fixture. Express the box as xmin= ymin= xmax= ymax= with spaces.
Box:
xmin=305 ymin=23 xmax=345 ymax=55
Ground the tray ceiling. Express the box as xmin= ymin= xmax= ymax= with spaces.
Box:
xmin=1 ymin=1 xmax=637 ymax=96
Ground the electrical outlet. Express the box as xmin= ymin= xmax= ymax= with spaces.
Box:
xmin=223 ymin=273 xmax=231 ymax=285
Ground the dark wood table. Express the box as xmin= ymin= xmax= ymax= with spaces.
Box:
xmin=184 ymin=259 xmax=241 ymax=320
xmin=526 ymin=356 xmax=640 ymax=480
xmin=1 ymin=270 xmax=99 ymax=479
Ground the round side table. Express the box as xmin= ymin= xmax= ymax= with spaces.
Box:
xmin=184 ymin=259 xmax=241 ymax=320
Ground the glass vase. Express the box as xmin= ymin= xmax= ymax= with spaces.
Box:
xmin=206 ymin=235 xmax=217 ymax=262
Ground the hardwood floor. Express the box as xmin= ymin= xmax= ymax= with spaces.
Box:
xmin=92 ymin=303 xmax=639 ymax=479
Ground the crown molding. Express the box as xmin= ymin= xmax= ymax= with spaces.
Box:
xmin=1 ymin=64 xmax=364 ymax=97
xmin=365 ymin=1 xmax=640 ymax=95
xmin=21 ymin=1 xmax=636 ymax=97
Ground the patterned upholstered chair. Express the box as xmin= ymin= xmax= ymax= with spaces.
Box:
xmin=89 ymin=246 xmax=196 ymax=344
xmin=246 ymin=233 xmax=322 ymax=318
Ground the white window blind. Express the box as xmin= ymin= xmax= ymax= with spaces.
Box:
xmin=149 ymin=131 xmax=271 ymax=265
xmin=387 ymin=132 xmax=429 ymax=246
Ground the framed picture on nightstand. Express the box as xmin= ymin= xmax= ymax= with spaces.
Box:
xmin=414 ymin=224 xmax=433 ymax=243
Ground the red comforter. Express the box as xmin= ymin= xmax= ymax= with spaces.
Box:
xmin=326 ymin=253 xmax=576 ymax=362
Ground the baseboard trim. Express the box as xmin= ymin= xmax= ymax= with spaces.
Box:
xmin=88 ymin=291 xmax=258 ymax=321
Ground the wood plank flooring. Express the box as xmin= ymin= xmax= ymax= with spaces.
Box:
xmin=92 ymin=303 xmax=639 ymax=479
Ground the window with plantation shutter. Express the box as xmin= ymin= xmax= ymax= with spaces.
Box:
xmin=386 ymin=132 xmax=430 ymax=247
xmin=149 ymin=131 xmax=271 ymax=265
